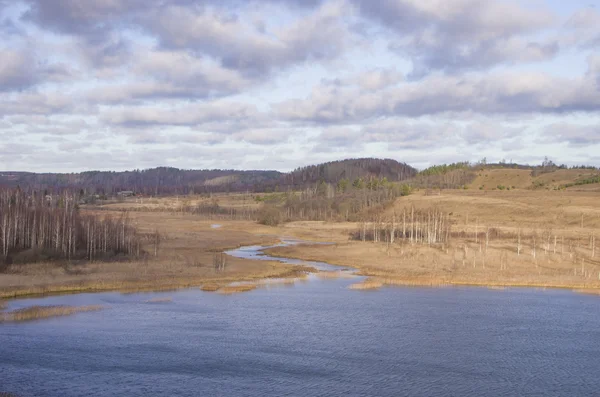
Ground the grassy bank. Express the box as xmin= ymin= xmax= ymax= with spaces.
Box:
xmin=0 ymin=213 xmax=300 ymax=300
xmin=262 ymin=189 xmax=600 ymax=294
xmin=0 ymin=305 xmax=103 ymax=323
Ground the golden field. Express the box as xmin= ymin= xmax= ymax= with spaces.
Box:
xmin=1 ymin=175 xmax=599 ymax=301
xmin=267 ymin=189 xmax=600 ymax=291
xmin=0 ymin=212 xmax=307 ymax=300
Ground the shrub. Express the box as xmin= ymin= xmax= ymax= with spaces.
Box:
xmin=258 ymin=205 xmax=283 ymax=226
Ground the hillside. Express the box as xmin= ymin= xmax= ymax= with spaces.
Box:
xmin=281 ymin=158 xmax=417 ymax=188
xmin=0 ymin=158 xmax=417 ymax=195
xmin=0 ymin=168 xmax=282 ymax=195
xmin=469 ymin=168 xmax=600 ymax=191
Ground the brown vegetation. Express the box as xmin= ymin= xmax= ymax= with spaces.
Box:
xmin=349 ymin=279 xmax=384 ymax=290
xmin=0 ymin=189 xmax=144 ymax=267
xmin=200 ymin=283 xmax=222 ymax=292
xmin=0 ymin=213 xmax=302 ymax=299
xmin=265 ymin=188 xmax=600 ymax=293
xmin=144 ymin=297 xmax=173 ymax=303
xmin=3 ymin=167 xmax=599 ymax=301
xmin=218 ymin=284 xmax=258 ymax=294
xmin=0 ymin=305 xmax=102 ymax=323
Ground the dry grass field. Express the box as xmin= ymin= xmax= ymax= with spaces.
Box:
xmin=267 ymin=189 xmax=600 ymax=292
xmin=1 ymin=172 xmax=599 ymax=301
xmin=94 ymin=192 xmax=262 ymax=213
xmin=0 ymin=212 xmax=305 ymax=299
xmin=469 ymin=168 xmax=600 ymax=191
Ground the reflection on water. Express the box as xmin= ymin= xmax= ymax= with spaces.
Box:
xmin=227 ymin=239 xmax=345 ymax=272
xmin=1 ymin=242 xmax=600 ymax=397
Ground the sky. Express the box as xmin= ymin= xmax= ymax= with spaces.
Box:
xmin=0 ymin=0 xmax=599 ymax=172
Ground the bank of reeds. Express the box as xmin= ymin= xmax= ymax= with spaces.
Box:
xmin=144 ymin=297 xmax=173 ymax=303
xmin=0 ymin=305 xmax=102 ymax=323
xmin=349 ymin=279 xmax=384 ymax=290
xmin=200 ymin=283 xmax=221 ymax=292
xmin=0 ymin=260 xmax=313 ymax=300
xmin=317 ymin=271 xmax=356 ymax=279
xmin=218 ymin=284 xmax=258 ymax=294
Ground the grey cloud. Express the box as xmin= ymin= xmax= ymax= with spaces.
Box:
xmin=564 ymin=7 xmax=600 ymax=49
xmin=172 ymin=132 xmax=222 ymax=145
xmin=543 ymin=123 xmax=600 ymax=146
xmin=231 ymin=128 xmax=291 ymax=145
xmin=7 ymin=116 xmax=90 ymax=136
xmin=353 ymin=69 xmax=404 ymax=91
xmin=351 ymin=0 xmax=557 ymax=75
xmin=101 ymin=101 xmax=262 ymax=127
xmin=276 ymin=68 xmax=600 ymax=122
xmin=143 ymin=1 xmax=349 ymax=77
xmin=0 ymin=46 xmax=75 ymax=92
xmin=0 ymin=92 xmax=74 ymax=116
xmin=85 ymin=50 xmax=252 ymax=102
xmin=404 ymin=38 xmax=559 ymax=78
xmin=318 ymin=126 xmax=362 ymax=146
xmin=461 ymin=121 xmax=524 ymax=145
xmin=18 ymin=0 xmax=349 ymax=95
xmin=22 ymin=0 xmax=145 ymax=38
xmin=362 ymin=119 xmax=457 ymax=150
xmin=57 ymin=141 xmax=91 ymax=152
xmin=0 ymin=49 xmax=37 ymax=91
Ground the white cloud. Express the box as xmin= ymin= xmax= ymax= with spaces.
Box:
xmin=0 ymin=0 xmax=599 ymax=172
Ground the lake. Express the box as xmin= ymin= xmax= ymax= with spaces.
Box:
xmin=1 ymin=242 xmax=599 ymax=396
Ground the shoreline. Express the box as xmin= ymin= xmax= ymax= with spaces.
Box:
xmin=3 ymin=237 xmax=599 ymax=304
xmin=0 ymin=263 xmax=311 ymax=301
xmin=264 ymin=245 xmax=600 ymax=294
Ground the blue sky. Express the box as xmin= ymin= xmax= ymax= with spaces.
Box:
xmin=0 ymin=0 xmax=599 ymax=172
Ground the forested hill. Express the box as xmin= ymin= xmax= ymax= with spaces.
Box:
xmin=281 ymin=158 xmax=417 ymax=188
xmin=0 ymin=168 xmax=282 ymax=195
xmin=0 ymin=158 xmax=417 ymax=195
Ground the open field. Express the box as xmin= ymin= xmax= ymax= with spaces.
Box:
xmin=266 ymin=189 xmax=600 ymax=292
xmin=0 ymin=212 xmax=306 ymax=299
xmin=469 ymin=168 xmax=600 ymax=191
xmin=2 ymin=186 xmax=599 ymax=300
xmin=91 ymin=192 xmax=263 ymax=213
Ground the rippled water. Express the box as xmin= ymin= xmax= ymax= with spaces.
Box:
xmin=1 ymin=243 xmax=599 ymax=396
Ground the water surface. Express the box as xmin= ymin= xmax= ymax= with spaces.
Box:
xmin=1 ymin=243 xmax=599 ymax=396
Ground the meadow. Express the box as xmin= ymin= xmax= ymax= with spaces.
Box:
xmin=1 ymin=166 xmax=599 ymax=307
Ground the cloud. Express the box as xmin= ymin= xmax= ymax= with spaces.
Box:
xmin=353 ymin=69 xmax=404 ymax=90
xmin=563 ymin=7 xmax=600 ymax=49
xmin=0 ymin=47 xmax=72 ymax=91
xmin=100 ymin=101 xmax=263 ymax=128
xmin=22 ymin=0 xmax=144 ymax=38
xmin=0 ymin=49 xmax=38 ymax=91
xmin=543 ymin=123 xmax=600 ymax=146
xmin=460 ymin=121 xmax=524 ymax=145
xmin=276 ymin=65 xmax=600 ymax=122
xmin=142 ymin=1 xmax=350 ymax=77
xmin=351 ymin=0 xmax=557 ymax=76
xmin=86 ymin=50 xmax=252 ymax=102
xmin=0 ymin=92 xmax=75 ymax=116
xmin=1 ymin=0 xmax=599 ymax=172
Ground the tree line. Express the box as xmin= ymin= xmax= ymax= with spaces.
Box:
xmin=351 ymin=206 xmax=451 ymax=246
xmin=0 ymin=188 xmax=145 ymax=267
xmin=258 ymin=178 xmax=412 ymax=224
xmin=0 ymin=158 xmax=417 ymax=197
